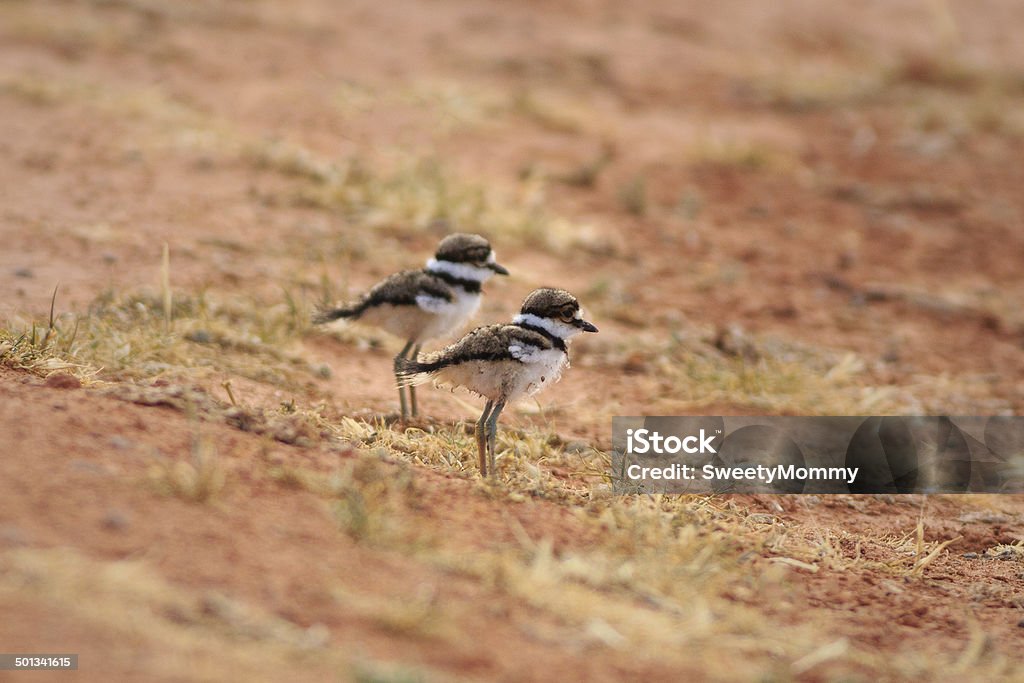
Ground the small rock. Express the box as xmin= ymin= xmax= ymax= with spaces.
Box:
xmin=108 ymin=436 xmax=133 ymax=451
xmin=186 ymin=329 xmax=213 ymax=344
xmin=101 ymin=510 xmax=130 ymax=531
xmin=962 ymin=552 xmax=979 ymax=559
xmin=69 ymin=460 xmax=106 ymax=475
xmin=302 ymin=623 xmax=330 ymax=649
xmin=162 ymin=604 xmax=195 ymax=625
xmin=45 ymin=372 xmax=81 ymax=389
xmin=584 ymin=617 xmax=626 ymax=648
xmin=747 ymin=513 xmax=777 ymax=525
xmin=713 ymin=324 xmax=758 ymax=361
xmin=0 ymin=525 xmax=28 ymax=546
xmin=1018 ymin=619 xmax=1024 ymax=628
xmin=13 ymin=268 xmax=33 ymax=278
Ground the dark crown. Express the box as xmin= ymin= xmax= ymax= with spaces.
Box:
xmin=435 ymin=233 xmax=493 ymax=263
xmin=519 ymin=288 xmax=579 ymax=318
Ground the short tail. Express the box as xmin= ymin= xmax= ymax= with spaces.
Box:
xmin=395 ymin=355 xmax=445 ymax=387
xmin=313 ymin=301 xmax=365 ymax=325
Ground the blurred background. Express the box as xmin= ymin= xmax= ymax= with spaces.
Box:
xmin=2 ymin=0 xmax=1022 ymax=425
xmin=2 ymin=2 xmax=1024 ymax=681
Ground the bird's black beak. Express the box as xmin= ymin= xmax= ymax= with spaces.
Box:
xmin=487 ymin=262 xmax=510 ymax=276
xmin=577 ymin=319 xmax=598 ymax=333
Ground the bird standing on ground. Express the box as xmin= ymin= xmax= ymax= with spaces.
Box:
xmin=314 ymin=233 xmax=509 ymax=420
xmin=396 ymin=288 xmax=598 ymax=477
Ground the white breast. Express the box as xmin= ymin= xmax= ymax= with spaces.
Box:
xmin=510 ymin=347 xmax=568 ymax=400
xmin=416 ymin=288 xmax=480 ymax=343
xmin=432 ymin=346 xmax=568 ymax=403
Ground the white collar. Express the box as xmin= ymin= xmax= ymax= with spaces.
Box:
xmin=512 ymin=313 xmax=580 ymax=340
xmin=426 ymin=258 xmax=494 ymax=283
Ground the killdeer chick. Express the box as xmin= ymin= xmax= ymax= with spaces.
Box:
xmin=396 ymin=288 xmax=597 ymax=477
xmin=314 ymin=233 xmax=509 ymax=420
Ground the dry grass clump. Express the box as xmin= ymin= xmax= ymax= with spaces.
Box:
xmin=248 ymin=142 xmax=576 ymax=253
xmin=616 ymin=174 xmax=648 ymax=216
xmin=330 ymin=455 xmax=426 ymax=547
xmin=0 ymin=76 xmax=96 ymax=107
xmin=983 ymin=541 xmax=1024 ymax=562
xmin=0 ymin=4 xmax=135 ymax=58
xmin=268 ymin=449 xmax=429 ymax=549
xmin=0 ymin=288 xmax=92 ymax=381
xmin=2 ymin=287 xmax=329 ymax=389
xmin=759 ymin=514 xmax=965 ymax=580
xmin=684 ymin=136 xmax=798 ymax=173
xmin=663 ymin=349 xmax=896 ymax=415
xmin=350 ymin=661 xmax=434 ymax=683
xmin=148 ymin=432 xmax=226 ymax=504
xmin=583 ymin=326 xmax=902 ymax=416
xmin=330 ymin=417 xmax=480 ymax=478
xmin=509 ymin=90 xmax=589 ymax=135
xmin=326 ymin=418 xmax=603 ymax=501
xmin=0 ymin=327 xmax=89 ymax=379
xmin=395 ymin=80 xmax=504 ymax=133
xmin=333 ymin=582 xmax=449 ymax=642
xmin=733 ymin=64 xmax=889 ymax=112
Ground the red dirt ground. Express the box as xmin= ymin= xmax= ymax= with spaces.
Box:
xmin=2 ymin=0 xmax=1023 ymax=680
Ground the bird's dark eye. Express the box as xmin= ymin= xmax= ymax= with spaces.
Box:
xmin=560 ymin=307 xmax=576 ymax=321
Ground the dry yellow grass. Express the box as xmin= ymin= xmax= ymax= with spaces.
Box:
xmin=7 ymin=293 xmax=1005 ymax=679
xmin=2 ymin=5 xmax=1021 ymax=671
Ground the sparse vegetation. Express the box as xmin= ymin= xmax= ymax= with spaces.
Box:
xmin=510 ymin=90 xmax=588 ymax=135
xmin=2 ymin=287 xmax=323 ymax=387
xmin=617 ymin=175 xmax=648 ymax=216
xmin=684 ymin=136 xmax=794 ymax=172
xmin=149 ymin=430 xmax=226 ymax=503
xmin=3 ymin=0 xmax=1023 ymax=680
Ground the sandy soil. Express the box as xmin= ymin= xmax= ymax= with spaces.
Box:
xmin=2 ymin=1 xmax=1023 ymax=681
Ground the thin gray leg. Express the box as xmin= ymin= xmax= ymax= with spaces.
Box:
xmin=485 ymin=400 xmax=506 ymax=478
xmin=476 ymin=400 xmax=494 ymax=477
xmin=409 ymin=343 xmax=422 ymax=418
xmin=394 ymin=340 xmax=414 ymax=421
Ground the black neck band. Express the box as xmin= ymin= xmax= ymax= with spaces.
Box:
xmin=515 ymin=322 xmax=567 ymax=351
xmin=428 ymin=269 xmax=482 ymax=293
